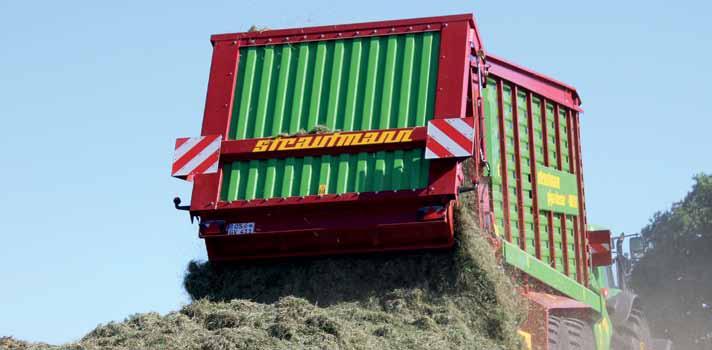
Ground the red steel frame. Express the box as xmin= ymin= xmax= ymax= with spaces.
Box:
xmin=511 ymin=86 xmax=526 ymax=251
xmin=526 ymin=92 xmax=542 ymax=259
xmin=187 ymin=14 xmax=482 ymax=261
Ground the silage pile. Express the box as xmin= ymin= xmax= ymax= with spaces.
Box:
xmin=4 ymin=193 xmax=525 ymax=350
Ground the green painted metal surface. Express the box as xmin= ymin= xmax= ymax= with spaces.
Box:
xmin=502 ymin=240 xmax=602 ymax=313
xmin=221 ymin=150 xmax=430 ymax=201
xmin=504 ymin=241 xmax=613 ymax=349
xmin=483 ymin=77 xmax=579 ymax=280
xmin=221 ymin=32 xmax=440 ymax=200
xmin=537 ymin=165 xmax=579 ymax=215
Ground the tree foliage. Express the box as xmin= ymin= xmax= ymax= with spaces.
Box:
xmin=631 ymin=174 xmax=712 ymax=349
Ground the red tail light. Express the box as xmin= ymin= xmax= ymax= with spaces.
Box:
xmin=416 ymin=205 xmax=447 ymax=221
xmin=199 ymin=220 xmax=226 ymax=235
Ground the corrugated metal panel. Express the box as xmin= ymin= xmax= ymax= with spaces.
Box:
xmin=221 ymin=32 xmax=440 ymax=200
xmin=221 ymin=150 xmax=429 ymax=201
xmin=483 ymin=76 xmax=580 ymax=280
xmin=229 ymin=32 xmax=440 ymax=138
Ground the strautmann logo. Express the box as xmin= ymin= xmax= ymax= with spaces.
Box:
xmin=252 ymin=129 xmax=415 ymax=152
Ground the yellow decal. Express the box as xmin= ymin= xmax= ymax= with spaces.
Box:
xmin=252 ymin=129 xmax=415 ymax=152
xmin=318 ymin=184 xmax=327 ymax=195
xmin=517 ymin=330 xmax=532 ymax=350
xmin=567 ymin=195 xmax=579 ymax=209
xmin=547 ymin=192 xmax=567 ymax=207
xmin=537 ymin=170 xmax=561 ymax=189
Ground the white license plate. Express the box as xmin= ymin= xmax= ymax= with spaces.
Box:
xmin=227 ymin=222 xmax=255 ymax=235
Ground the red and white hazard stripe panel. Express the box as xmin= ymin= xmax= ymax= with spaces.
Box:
xmin=171 ymin=135 xmax=222 ymax=181
xmin=588 ymin=229 xmax=613 ymax=266
xmin=424 ymin=117 xmax=474 ymax=159
xmin=589 ymin=241 xmax=611 ymax=255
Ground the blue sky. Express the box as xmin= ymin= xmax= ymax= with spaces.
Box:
xmin=1 ymin=0 xmax=710 ymax=344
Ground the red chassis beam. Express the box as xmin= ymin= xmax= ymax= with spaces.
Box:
xmin=201 ymin=197 xmax=456 ymax=261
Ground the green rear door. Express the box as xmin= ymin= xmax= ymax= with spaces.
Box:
xmin=221 ymin=32 xmax=440 ymax=201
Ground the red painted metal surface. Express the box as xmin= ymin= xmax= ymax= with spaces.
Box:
xmin=426 ymin=19 xmax=472 ymax=198
xmin=566 ymin=110 xmax=583 ymax=282
xmin=191 ymin=39 xmax=240 ymax=212
xmin=572 ymin=114 xmax=590 ymax=284
xmin=486 ymin=55 xmax=581 ymax=112
xmin=519 ymin=291 xmax=594 ymax=350
xmin=202 ymin=199 xmax=455 ymax=261
xmin=184 ymin=14 xmax=482 ymax=261
xmin=540 ymin=99 xmax=557 ymax=268
xmin=511 ymin=86 xmax=526 ymax=251
xmin=589 ymin=229 xmax=613 ymax=266
xmin=211 ymin=14 xmax=481 ymax=48
xmin=526 ymin=92 xmax=542 ymax=259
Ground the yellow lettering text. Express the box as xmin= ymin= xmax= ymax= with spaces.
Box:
xmin=547 ymin=192 xmax=566 ymax=207
xmin=568 ymin=195 xmax=579 ymax=209
xmin=253 ymin=140 xmax=271 ymax=152
xmin=538 ymin=171 xmax=561 ymax=189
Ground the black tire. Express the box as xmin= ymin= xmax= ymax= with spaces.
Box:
xmin=611 ymin=307 xmax=653 ymax=350
xmin=549 ymin=315 xmax=596 ymax=350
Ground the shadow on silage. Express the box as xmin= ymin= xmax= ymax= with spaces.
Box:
xmin=183 ymin=193 xmax=526 ymax=348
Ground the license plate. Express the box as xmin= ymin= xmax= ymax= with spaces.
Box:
xmin=227 ymin=222 xmax=255 ymax=235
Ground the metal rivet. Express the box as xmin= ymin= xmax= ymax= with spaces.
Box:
xmin=408 ymin=26 xmax=413 ymax=31
xmin=227 ymin=72 xmax=232 ymax=76
xmin=372 ymin=29 xmax=377 ymax=33
xmin=249 ymin=39 xmax=255 ymax=43
xmin=443 ymin=23 xmax=448 ymax=27
xmin=267 ymin=38 xmax=272 ymax=42
xmin=426 ymin=24 xmax=431 ymax=29
xmin=390 ymin=27 xmax=395 ymax=32
xmin=320 ymin=34 xmax=325 ymax=38
xmin=337 ymin=32 xmax=342 ymax=37
xmin=224 ymin=103 xmax=229 ymax=107
xmin=285 ymin=37 xmax=290 ymax=41
xmin=231 ymin=41 xmax=237 ymax=45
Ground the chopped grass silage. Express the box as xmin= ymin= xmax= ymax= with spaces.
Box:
xmin=4 ymin=193 xmax=525 ymax=350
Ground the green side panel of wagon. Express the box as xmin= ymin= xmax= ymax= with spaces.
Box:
xmin=482 ymin=77 xmax=580 ymax=281
xmin=220 ymin=32 xmax=440 ymax=201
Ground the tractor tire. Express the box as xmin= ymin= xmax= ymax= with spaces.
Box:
xmin=548 ymin=315 xmax=596 ymax=350
xmin=611 ymin=307 xmax=653 ymax=350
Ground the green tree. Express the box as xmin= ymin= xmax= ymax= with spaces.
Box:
xmin=631 ymin=174 xmax=712 ymax=350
